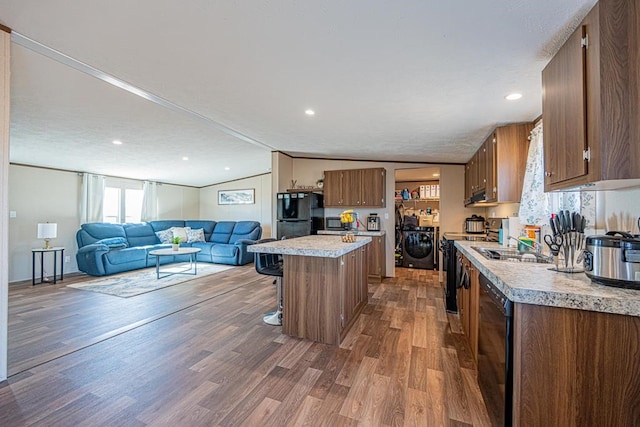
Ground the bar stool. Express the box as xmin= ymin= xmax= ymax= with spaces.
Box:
xmin=254 ymin=238 xmax=284 ymax=326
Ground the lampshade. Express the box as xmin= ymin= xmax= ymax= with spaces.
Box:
xmin=37 ymin=223 xmax=57 ymax=239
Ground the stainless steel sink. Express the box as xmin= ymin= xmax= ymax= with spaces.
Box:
xmin=472 ymin=246 xmax=552 ymax=264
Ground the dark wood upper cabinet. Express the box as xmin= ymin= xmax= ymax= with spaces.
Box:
xmin=542 ymin=0 xmax=640 ymax=191
xmin=485 ymin=132 xmax=496 ymax=202
xmin=323 ymin=170 xmax=343 ymax=206
xmin=542 ymin=9 xmax=590 ymax=188
xmin=494 ymin=124 xmax=532 ymax=203
xmin=465 ymin=123 xmax=531 ymax=205
xmin=323 ymin=167 xmax=386 ymax=208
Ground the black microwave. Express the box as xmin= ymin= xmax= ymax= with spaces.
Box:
xmin=325 ymin=216 xmax=344 ymax=230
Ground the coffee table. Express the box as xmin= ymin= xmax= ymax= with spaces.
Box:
xmin=148 ymin=247 xmax=202 ymax=279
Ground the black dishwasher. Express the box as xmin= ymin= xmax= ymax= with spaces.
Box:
xmin=477 ymin=273 xmax=513 ymax=427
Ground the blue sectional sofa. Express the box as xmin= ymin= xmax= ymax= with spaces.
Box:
xmin=76 ymin=220 xmax=262 ymax=276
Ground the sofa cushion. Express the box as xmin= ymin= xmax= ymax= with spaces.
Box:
xmin=95 ymin=237 xmax=128 ymax=249
xmin=123 ymin=223 xmax=158 ymax=246
xmin=170 ymin=226 xmax=189 ymax=242
xmin=185 ymin=220 xmax=216 ymax=240
xmin=186 ymin=228 xmax=206 ymax=243
xmin=155 ymin=229 xmax=173 ymax=244
xmin=229 ymin=221 xmax=262 ymax=243
xmin=149 ymin=220 xmax=185 ymax=232
xmin=77 ymin=223 xmax=126 ymax=247
xmin=211 ymin=221 xmax=235 ymax=244
xmin=104 ymin=247 xmax=148 ymax=265
xmin=211 ymin=244 xmax=238 ymax=258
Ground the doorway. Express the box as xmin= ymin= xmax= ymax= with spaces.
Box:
xmin=394 ymin=167 xmax=441 ymax=273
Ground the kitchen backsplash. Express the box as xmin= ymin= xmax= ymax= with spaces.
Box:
xmin=596 ymin=186 xmax=640 ymax=234
xmin=488 ymin=186 xmax=640 ymax=237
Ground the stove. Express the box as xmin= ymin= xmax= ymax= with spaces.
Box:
xmin=439 ymin=223 xmax=501 ymax=313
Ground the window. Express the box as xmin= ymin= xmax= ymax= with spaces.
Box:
xmin=103 ymin=179 xmax=143 ymax=223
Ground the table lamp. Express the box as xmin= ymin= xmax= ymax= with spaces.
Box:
xmin=37 ymin=223 xmax=57 ymax=249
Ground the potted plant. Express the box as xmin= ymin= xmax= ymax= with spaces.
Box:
xmin=171 ymin=236 xmax=181 ymax=251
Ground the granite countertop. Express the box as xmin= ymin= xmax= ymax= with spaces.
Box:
xmin=248 ymin=235 xmax=372 ymax=258
xmin=455 ymin=240 xmax=640 ymax=317
xmin=318 ymin=230 xmax=386 ymax=237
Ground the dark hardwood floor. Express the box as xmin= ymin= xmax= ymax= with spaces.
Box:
xmin=1 ymin=266 xmax=490 ymax=426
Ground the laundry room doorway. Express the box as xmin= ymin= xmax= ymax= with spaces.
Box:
xmin=394 ymin=167 xmax=441 ymax=272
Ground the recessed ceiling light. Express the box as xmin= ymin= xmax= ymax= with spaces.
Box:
xmin=182 ymin=156 xmax=189 ymax=161
xmin=224 ymin=167 xmax=230 ymax=171
xmin=505 ymin=93 xmax=523 ymax=101
xmin=305 ymin=109 xmax=315 ymax=116
xmin=112 ymin=140 xmax=123 ymax=145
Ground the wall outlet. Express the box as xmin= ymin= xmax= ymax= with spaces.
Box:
xmin=384 ymin=212 xmax=389 ymax=220
xmin=65 ymin=256 xmax=71 ymax=263
xmin=9 ymin=211 xmax=16 ymax=218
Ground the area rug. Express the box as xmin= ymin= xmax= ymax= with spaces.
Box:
xmin=67 ymin=263 xmax=234 ymax=298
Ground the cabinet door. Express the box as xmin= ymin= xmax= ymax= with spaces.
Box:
xmin=378 ymin=236 xmax=386 ymax=278
xmin=477 ymin=142 xmax=487 ymax=193
xmin=495 ymin=123 xmax=532 ymax=203
xmin=361 ymin=168 xmax=386 ymax=207
xmin=342 ymin=169 xmax=362 ymax=206
xmin=367 ymin=235 xmax=386 ymax=279
xmin=468 ymin=264 xmax=479 ymax=362
xmin=341 ymin=249 xmax=365 ymax=329
xmin=542 ymin=23 xmax=589 ymax=188
xmin=485 ymin=133 xmax=497 ymax=202
xmin=323 ymin=170 xmax=343 ymax=207
xmin=465 ymin=162 xmax=472 ymax=200
xmin=470 ymin=152 xmax=479 ymax=194
xmin=358 ymin=245 xmax=368 ymax=307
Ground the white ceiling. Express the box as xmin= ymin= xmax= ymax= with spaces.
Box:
xmin=0 ymin=0 xmax=596 ymax=187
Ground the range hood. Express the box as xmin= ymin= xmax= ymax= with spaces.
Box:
xmin=465 ymin=190 xmax=498 ymax=207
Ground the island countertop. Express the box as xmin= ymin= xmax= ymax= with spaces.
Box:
xmin=318 ymin=230 xmax=385 ymax=237
xmin=455 ymin=240 xmax=640 ymax=317
xmin=248 ymin=235 xmax=372 ymax=258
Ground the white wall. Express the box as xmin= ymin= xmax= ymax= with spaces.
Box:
xmin=158 ymin=183 xmax=200 ymax=219
xmin=9 ymin=166 xmax=80 ymax=283
xmin=8 ymin=165 xmax=200 ymax=282
xmin=199 ymin=173 xmax=272 ymax=238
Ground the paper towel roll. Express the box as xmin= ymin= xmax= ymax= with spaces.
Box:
xmin=501 ymin=219 xmax=508 ymax=247
xmin=508 ymin=216 xmax=523 ymax=246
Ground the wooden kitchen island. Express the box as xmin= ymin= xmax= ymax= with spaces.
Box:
xmin=248 ymin=235 xmax=371 ymax=345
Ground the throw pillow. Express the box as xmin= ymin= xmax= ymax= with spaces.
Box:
xmin=170 ymin=226 xmax=190 ymax=243
xmin=186 ymin=228 xmax=205 ymax=243
xmin=95 ymin=237 xmax=128 ymax=249
xmin=155 ymin=229 xmax=173 ymax=244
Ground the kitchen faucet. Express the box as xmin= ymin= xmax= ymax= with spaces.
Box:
xmin=508 ymin=236 xmax=543 ymax=256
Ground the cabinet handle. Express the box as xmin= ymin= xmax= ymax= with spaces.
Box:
xmin=545 ymin=171 xmax=554 ymax=177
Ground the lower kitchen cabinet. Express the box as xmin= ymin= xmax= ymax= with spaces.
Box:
xmin=341 ymin=245 xmax=368 ymax=331
xmin=456 ymin=252 xmax=479 ymax=362
xmin=513 ymin=303 xmax=640 ymax=426
xmin=367 ymin=234 xmax=386 ymax=280
xmin=283 ymin=242 xmax=369 ymax=345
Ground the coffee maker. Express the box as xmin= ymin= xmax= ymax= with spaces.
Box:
xmin=367 ymin=213 xmax=380 ymax=231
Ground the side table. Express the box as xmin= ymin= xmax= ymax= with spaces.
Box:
xmin=32 ymin=247 xmax=64 ymax=286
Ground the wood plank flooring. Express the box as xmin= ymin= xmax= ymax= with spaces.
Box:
xmin=1 ymin=266 xmax=491 ymax=426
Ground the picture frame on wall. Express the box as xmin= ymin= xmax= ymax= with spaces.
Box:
xmin=218 ymin=189 xmax=255 ymax=205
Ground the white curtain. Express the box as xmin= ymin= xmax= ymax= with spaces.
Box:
xmin=141 ymin=181 xmax=159 ymax=222
xmin=79 ymin=173 xmax=105 ymax=224
xmin=518 ymin=121 xmax=551 ymax=225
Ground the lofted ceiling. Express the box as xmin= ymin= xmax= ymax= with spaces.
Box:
xmin=0 ymin=0 xmax=596 ymax=187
